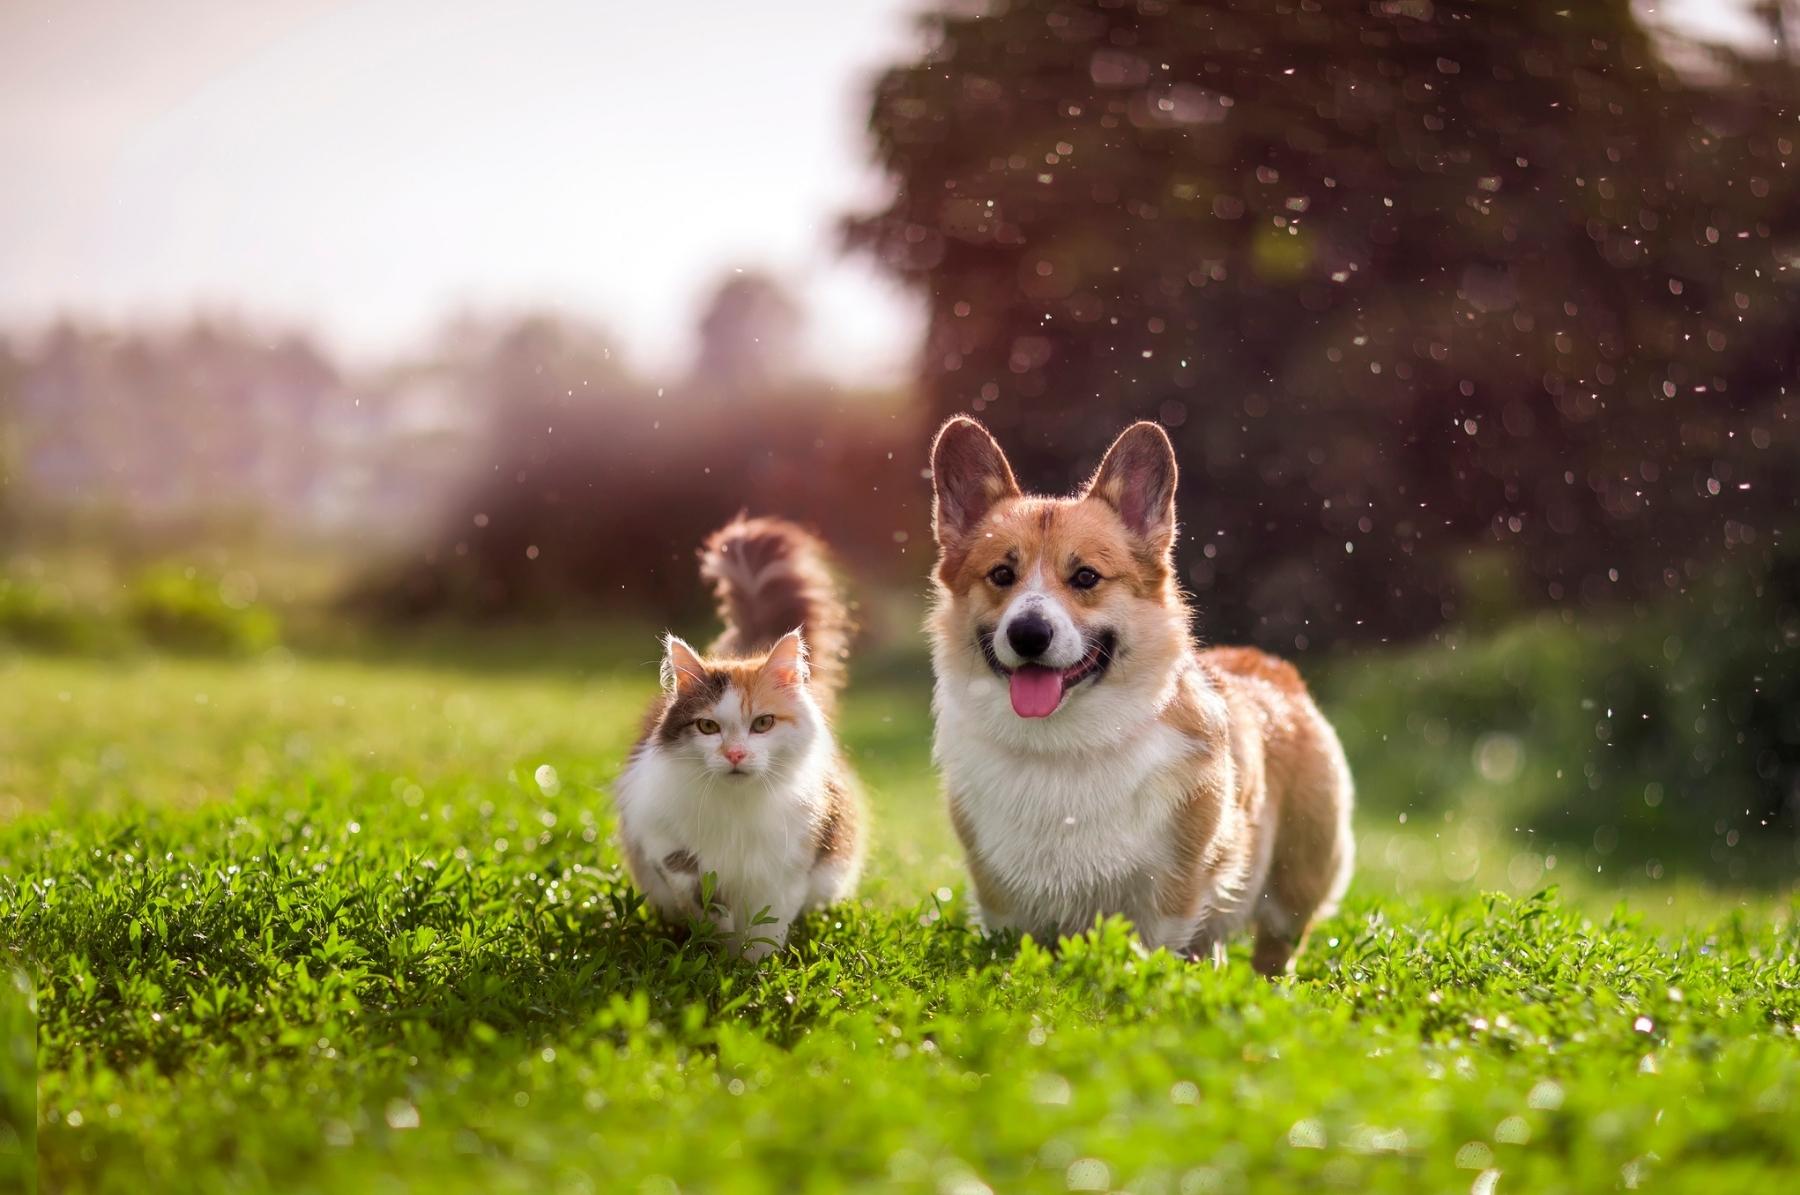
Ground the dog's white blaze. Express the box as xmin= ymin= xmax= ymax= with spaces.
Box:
xmin=992 ymin=567 xmax=1085 ymax=670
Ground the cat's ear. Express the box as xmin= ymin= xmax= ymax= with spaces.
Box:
xmin=761 ymin=629 xmax=810 ymax=689
xmin=660 ymin=635 xmax=709 ymax=697
xmin=931 ymin=416 xmax=1019 ymax=545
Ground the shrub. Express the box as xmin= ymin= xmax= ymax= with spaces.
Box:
xmin=124 ymin=565 xmax=280 ymax=655
xmin=0 ymin=577 xmax=121 ymax=653
xmin=1323 ymin=552 xmax=1800 ymax=862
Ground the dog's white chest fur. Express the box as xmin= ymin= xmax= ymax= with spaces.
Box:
xmin=935 ymin=679 xmax=1204 ymax=945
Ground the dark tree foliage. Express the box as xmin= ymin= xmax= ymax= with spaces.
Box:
xmin=849 ymin=0 xmax=1800 ymax=647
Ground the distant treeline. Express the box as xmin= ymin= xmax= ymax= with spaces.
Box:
xmin=0 ymin=278 xmax=930 ymax=623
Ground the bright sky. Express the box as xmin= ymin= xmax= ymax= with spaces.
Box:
xmin=0 ymin=0 xmax=924 ymax=382
xmin=0 ymin=0 xmax=1762 ymax=384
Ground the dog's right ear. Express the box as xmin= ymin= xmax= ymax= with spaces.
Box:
xmin=930 ymin=416 xmax=1019 ymax=545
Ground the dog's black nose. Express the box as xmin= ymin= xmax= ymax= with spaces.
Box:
xmin=1006 ymin=613 xmax=1054 ymax=660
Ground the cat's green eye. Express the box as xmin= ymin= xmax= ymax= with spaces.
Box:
xmin=750 ymin=714 xmax=775 ymax=733
xmin=694 ymin=718 xmax=721 ymax=735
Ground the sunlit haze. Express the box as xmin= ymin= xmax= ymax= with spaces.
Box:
xmin=0 ymin=0 xmax=924 ymax=382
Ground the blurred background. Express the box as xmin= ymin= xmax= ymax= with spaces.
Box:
xmin=1 ymin=0 xmax=1795 ymax=900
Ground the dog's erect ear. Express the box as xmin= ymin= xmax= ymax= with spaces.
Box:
xmin=1085 ymin=422 xmax=1178 ymax=550
xmin=931 ymin=416 xmax=1019 ymax=545
xmin=660 ymin=634 xmax=710 ymax=697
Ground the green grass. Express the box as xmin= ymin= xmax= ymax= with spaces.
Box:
xmin=2 ymin=640 xmax=1798 ymax=1194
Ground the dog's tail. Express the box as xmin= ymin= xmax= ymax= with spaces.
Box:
xmin=699 ymin=515 xmax=853 ymax=713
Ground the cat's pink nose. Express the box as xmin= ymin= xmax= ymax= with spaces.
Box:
xmin=723 ymin=744 xmax=748 ymax=766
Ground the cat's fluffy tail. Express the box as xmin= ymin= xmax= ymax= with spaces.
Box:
xmin=699 ymin=515 xmax=852 ymax=712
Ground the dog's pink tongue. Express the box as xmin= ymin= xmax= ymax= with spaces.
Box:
xmin=1009 ymin=665 xmax=1065 ymax=718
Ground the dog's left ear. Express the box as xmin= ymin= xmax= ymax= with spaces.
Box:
xmin=1085 ymin=422 xmax=1178 ymax=551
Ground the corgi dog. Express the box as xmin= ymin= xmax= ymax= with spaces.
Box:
xmin=927 ymin=418 xmax=1353 ymax=974
xmin=613 ymin=516 xmax=865 ymax=961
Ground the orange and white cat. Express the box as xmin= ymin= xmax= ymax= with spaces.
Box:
xmin=614 ymin=516 xmax=864 ymax=961
xmin=927 ymin=418 xmax=1353 ymax=974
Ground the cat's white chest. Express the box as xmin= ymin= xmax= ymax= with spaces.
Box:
xmin=616 ymin=750 xmax=819 ymax=890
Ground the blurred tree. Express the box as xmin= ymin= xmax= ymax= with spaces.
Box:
xmin=690 ymin=271 xmax=804 ymax=397
xmin=849 ymin=0 xmax=1800 ymax=648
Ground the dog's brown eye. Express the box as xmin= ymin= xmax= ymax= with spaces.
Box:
xmin=694 ymin=718 xmax=721 ymax=735
xmin=750 ymin=714 xmax=775 ymax=733
xmin=1070 ymin=566 xmax=1101 ymax=590
xmin=987 ymin=564 xmax=1016 ymax=587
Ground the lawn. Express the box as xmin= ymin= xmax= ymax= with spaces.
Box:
xmin=2 ymin=637 xmax=1797 ymax=1194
